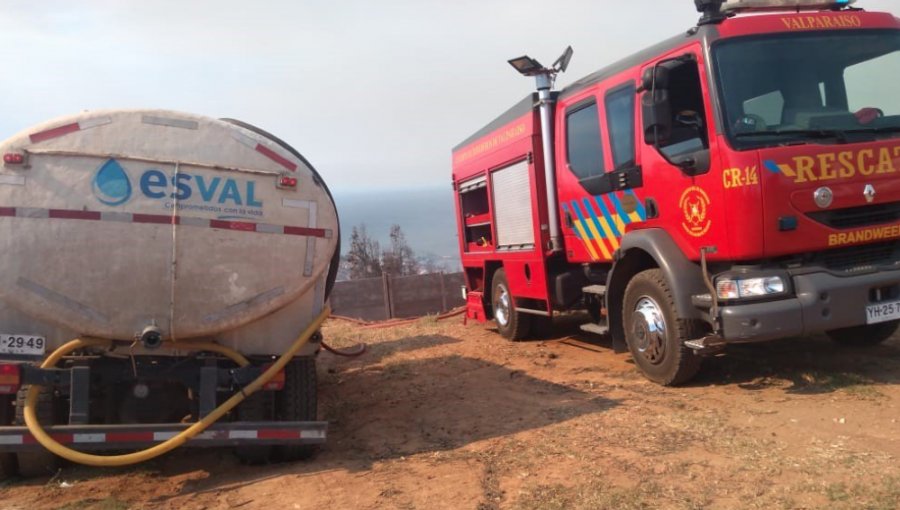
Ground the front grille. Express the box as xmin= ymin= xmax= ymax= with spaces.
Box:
xmin=807 ymin=201 xmax=900 ymax=230
xmin=819 ymin=241 xmax=900 ymax=273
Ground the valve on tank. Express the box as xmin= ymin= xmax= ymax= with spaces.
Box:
xmin=139 ymin=324 xmax=163 ymax=350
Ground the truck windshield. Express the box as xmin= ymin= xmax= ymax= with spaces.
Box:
xmin=714 ymin=30 xmax=900 ymax=149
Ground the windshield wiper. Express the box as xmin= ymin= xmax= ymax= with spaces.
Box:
xmin=736 ymin=126 xmax=900 ymax=142
xmin=734 ymin=129 xmax=848 ymax=140
xmin=839 ymin=126 xmax=900 ymax=135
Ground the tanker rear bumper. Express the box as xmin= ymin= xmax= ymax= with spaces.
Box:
xmin=0 ymin=422 xmax=327 ymax=453
xmin=718 ymin=268 xmax=900 ymax=343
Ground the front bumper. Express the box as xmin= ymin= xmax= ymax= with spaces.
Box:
xmin=717 ymin=268 xmax=900 ymax=343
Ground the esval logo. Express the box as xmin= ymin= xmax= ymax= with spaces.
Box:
xmin=139 ymin=170 xmax=263 ymax=207
xmin=92 ymin=159 xmax=133 ymax=206
xmin=92 ymin=159 xmax=264 ymax=211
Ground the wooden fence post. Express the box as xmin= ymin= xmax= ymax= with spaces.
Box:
xmin=439 ymin=272 xmax=447 ymax=313
xmin=388 ymin=274 xmax=396 ymax=319
xmin=382 ymin=273 xmax=392 ymax=320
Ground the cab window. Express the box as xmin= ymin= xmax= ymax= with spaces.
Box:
xmin=605 ymin=84 xmax=636 ymax=169
xmin=714 ymin=31 xmax=900 ymax=148
xmin=846 ymin=49 xmax=900 ymax=116
xmin=566 ymin=101 xmax=605 ymax=179
xmin=658 ymin=61 xmax=709 ymax=159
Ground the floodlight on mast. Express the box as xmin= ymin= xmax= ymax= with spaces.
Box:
xmin=506 ymin=46 xmax=574 ymax=253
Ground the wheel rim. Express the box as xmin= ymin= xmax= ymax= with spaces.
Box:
xmin=632 ymin=296 xmax=667 ymax=365
xmin=495 ymin=285 xmax=511 ymax=327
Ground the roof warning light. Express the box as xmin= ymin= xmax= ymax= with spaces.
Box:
xmin=696 ymin=0 xmax=857 ymax=24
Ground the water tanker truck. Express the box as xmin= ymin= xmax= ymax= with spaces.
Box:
xmin=0 ymin=110 xmax=340 ymax=476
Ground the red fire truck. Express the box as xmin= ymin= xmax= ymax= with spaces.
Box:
xmin=452 ymin=0 xmax=900 ymax=385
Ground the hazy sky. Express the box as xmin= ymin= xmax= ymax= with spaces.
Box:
xmin=1 ymin=1 xmax=898 ymax=193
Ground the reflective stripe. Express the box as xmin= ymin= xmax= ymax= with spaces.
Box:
xmin=30 ymin=123 xmax=80 ymax=143
xmin=608 ymin=193 xmax=632 ymax=226
xmin=78 ymin=116 xmax=113 ymax=130
xmin=255 ymin=144 xmax=298 ymax=173
xmin=73 ymin=433 xmax=106 ymax=444
xmin=141 ymin=115 xmax=199 ymax=130
xmin=625 ymin=190 xmax=648 ymax=221
xmin=258 ymin=429 xmax=300 ymax=440
xmin=229 ymin=430 xmax=258 ymax=440
xmin=29 ymin=117 xmax=111 ymax=143
xmin=0 ymin=435 xmax=23 ymax=445
xmin=0 ymin=175 xmax=25 ymax=186
xmin=283 ymin=198 xmax=314 ymax=209
xmin=0 ymin=206 xmax=328 ymax=239
xmin=302 ymin=429 xmax=326 ymax=440
xmin=16 ymin=207 xmax=49 ymax=218
xmin=593 ymin=197 xmax=624 ymax=239
xmin=583 ymin=199 xmax=619 ymax=251
xmin=107 ymin=432 xmax=153 ymax=442
xmin=572 ymin=202 xmax=611 ymax=260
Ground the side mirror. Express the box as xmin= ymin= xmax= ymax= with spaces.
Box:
xmin=640 ymin=65 xmax=672 ymax=146
xmin=640 ymin=65 xmax=669 ymax=91
xmin=642 ymin=88 xmax=672 ymax=146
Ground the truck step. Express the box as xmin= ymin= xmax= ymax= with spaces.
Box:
xmin=582 ymin=285 xmax=607 ymax=296
xmin=579 ymin=323 xmax=609 ymax=336
xmin=684 ymin=335 xmax=727 ymax=354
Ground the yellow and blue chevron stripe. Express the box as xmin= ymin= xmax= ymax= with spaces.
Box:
xmin=564 ymin=190 xmax=647 ymax=262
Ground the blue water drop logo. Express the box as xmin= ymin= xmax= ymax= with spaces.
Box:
xmin=92 ymin=159 xmax=132 ymax=206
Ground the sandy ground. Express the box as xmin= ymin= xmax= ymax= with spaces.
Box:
xmin=1 ymin=315 xmax=900 ymax=510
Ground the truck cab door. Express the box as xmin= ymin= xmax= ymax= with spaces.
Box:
xmin=638 ymin=47 xmax=728 ymax=259
xmin=555 ymin=79 xmax=646 ymax=264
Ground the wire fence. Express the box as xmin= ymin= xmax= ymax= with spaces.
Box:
xmin=330 ymin=272 xmax=466 ymax=321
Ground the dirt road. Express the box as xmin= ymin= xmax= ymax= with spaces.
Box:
xmin=2 ymin=316 xmax=899 ymax=509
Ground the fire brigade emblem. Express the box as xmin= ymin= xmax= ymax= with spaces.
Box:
xmin=679 ymin=186 xmax=711 ymax=237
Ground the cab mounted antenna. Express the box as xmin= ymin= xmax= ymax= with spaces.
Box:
xmin=507 ymin=46 xmax=574 ymax=253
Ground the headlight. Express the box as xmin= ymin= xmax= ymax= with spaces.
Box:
xmin=716 ymin=276 xmax=786 ymax=300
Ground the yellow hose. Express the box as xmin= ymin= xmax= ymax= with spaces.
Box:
xmin=23 ymin=306 xmax=330 ymax=467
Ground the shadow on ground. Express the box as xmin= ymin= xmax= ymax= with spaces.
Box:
xmin=696 ymin=334 xmax=900 ymax=393
xmin=162 ymin=351 xmax=619 ymax=500
xmin=339 ymin=333 xmax=463 ymax=365
xmin=513 ymin=311 xmax=900 ymax=395
xmin=10 ymin=332 xmax=620 ymax=502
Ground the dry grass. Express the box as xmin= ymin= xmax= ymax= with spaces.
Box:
xmin=297 ymin=323 xmax=900 ymax=509
xmin=4 ymin=320 xmax=899 ymax=510
xmin=57 ymin=498 xmax=129 ymax=510
xmin=795 ymin=371 xmax=886 ymax=399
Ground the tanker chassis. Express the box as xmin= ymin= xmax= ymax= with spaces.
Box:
xmin=453 ymin=0 xmax=900 ymax=385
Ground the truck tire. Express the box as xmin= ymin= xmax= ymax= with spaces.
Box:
xmin=0 ymin=395 xmax=16 ymax=480
xmin=827 ymin=321 xmax=899 ymax=347
xmin=15 ymin=387 xmax=61 ymax=478
xmin=234 ymin=392 xmax=275 ymax=465
xmin=492 ymin=269 xmax=532 ymax=341
xmin=274 ymin=357 xmax=317 ymax=462
xmin=623 ymin=269 xmax=702 ymax=386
